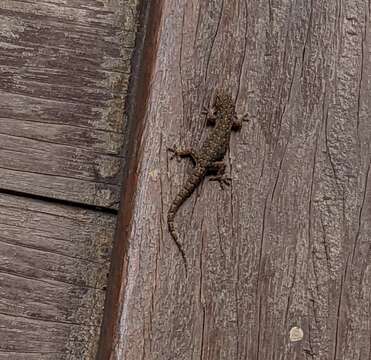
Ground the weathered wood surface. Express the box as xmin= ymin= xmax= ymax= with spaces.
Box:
xmin=104 ymin=0 xmax=371 ymax=359
xmin=0 ymin=0 xmax=139 ymax=208
xmin=0 ymin=193 xmax=116 ymax=359
xmin=0 ymin=1 xmax=143 ymax=359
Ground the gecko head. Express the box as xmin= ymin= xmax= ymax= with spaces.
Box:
xmin=214 ymin=91 xmax=235 ymax=114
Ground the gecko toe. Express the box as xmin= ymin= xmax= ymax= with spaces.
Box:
xmin=167 ymin=146 xmax=178 ymax=160
xmin=209 ymin=176 xmax=232 ymax=190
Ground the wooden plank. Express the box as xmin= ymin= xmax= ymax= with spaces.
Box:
xmin=0 ymin=0 xmax=139 ymax=208
xmin=0 ymin=193 xmax=116 ymax=359
xmin=0 ymin=352 xmax=62 ymax=360
xmin=102 ymin=0 xmax=371 ymax=359
xmin=0 ymin=168 xmax=120 ymax=208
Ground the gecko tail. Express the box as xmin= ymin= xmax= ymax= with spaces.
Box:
xmin=167 ymin=211 xmax=188 ymax=274
xmin=167 ymin=168 xmax=204 ymax=275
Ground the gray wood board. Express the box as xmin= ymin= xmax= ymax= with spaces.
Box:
xmin=111 ymin=0 xmax=371 ymax=359
xmin=0 ymin=193 xmax=116 ymax=359
xmin=0 ymin=0 xmax=139 ymax=208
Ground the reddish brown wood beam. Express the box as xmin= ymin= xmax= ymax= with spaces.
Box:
xmin=96 ymin=1 xmax=164 ymax=359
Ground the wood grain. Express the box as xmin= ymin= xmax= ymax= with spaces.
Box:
xmin=0 ymin=0 xmax=139 ymax=208
xmin=110 ymin=0 xmax=371 ymax=359
xmin=0 ymin=193 xmax=116 ymax=359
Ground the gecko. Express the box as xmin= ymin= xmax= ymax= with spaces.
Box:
xmin=167 ymin=91 xmax=246 ymax=273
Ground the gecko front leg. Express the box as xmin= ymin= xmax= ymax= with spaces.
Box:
xmin=202 ymin=105 xmax=217 ymax=126
xmin=167 ymin=147 xmax=199 ymax=165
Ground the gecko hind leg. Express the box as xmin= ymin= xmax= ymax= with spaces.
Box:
xmin=167 ymin=146 xmax=199 ymax=164
xmin=208 ymin=161 xmax=231 ymax=190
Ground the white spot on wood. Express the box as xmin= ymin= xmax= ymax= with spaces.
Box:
xmin=289 ymin=327 xmax=304 ymax=342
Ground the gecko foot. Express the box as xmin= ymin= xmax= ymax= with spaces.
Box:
xmin=209 ymin=175 xmax=232 ymax=190
xmin=167 ymin=146 xmax=179 ymax=160
xmin=232 ymin=112 xmax=249 ymax=131
xmin=202 ymin=106 xmax=217 ymax=125
xmin=168 ymin=146 xmax=198 ymax=163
